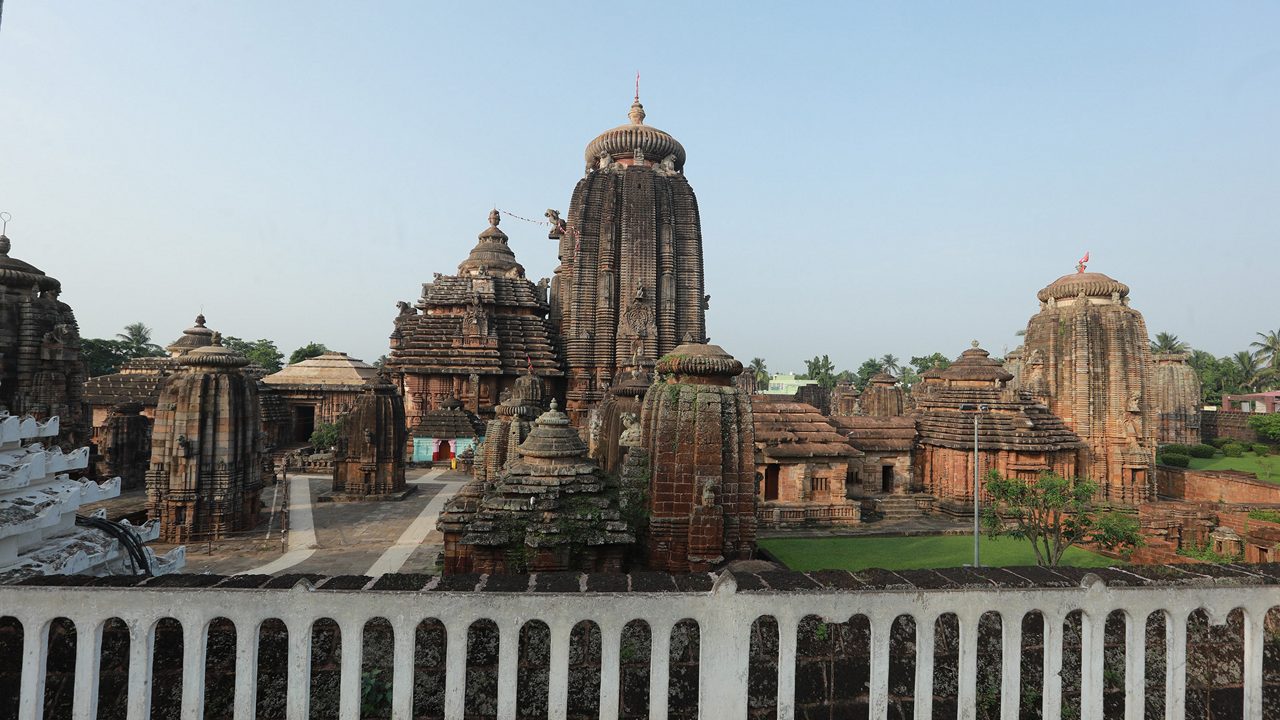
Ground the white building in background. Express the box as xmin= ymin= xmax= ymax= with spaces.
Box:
xmin=0 ymin=413 xmax=183 ymax=582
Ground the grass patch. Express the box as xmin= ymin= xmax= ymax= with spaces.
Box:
xmin=1187 ymin=451 xmax=1280 ymax=483
xmin=759 ymin=534 xmax=1114 ymax=572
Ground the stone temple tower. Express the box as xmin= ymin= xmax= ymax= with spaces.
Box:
xmin=333 ymin=376 xmax=407 ymax=497
xmin=551 ymin=96 xmax=707 ymax=427
xmin=1150 ymin=353 xmax=1202 ymax=445
xmin=640 ymin=343 xmax=755 ymax=572
xmin=145 ymin=336 xmax=264 ymax=542
xmin=1013 ymin=268 xmax=1157 ymax=504
xmin=0 ymin=232 xmax=88 ymax=446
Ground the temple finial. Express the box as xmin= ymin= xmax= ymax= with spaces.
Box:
xmin=971 ymin=339 xmax=980 ymax=348
xmin=489 ymin=208 xmax=500 ymax=227
xmin=628 ymin=72 xmax=645 ymax=125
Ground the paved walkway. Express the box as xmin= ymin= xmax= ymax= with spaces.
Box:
xmin=170 ymin=467 xmax=470 ymax=576
xmin=247 ymin=473 xmax=318 ymax=574
xmin=366 ymin=468 xmax=462 ymax=576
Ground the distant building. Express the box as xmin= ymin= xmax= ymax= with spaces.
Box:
xmin=1221 ymin=391 xmax=1280 ymax=414
xmin=762 ymin=373 xmax=816 ymax=395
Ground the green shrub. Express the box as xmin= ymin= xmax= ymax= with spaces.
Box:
xmin=1247 ymin=509 xmax=1280 ymax=524
xmin=1158 ymin=452 xmax=1191 ymax=468
xmin=1248 ymin=413 xmax=1280 ymax=442
xmin=1189 ymin=444 xmax=1217 ymax=458
xmin=309 ymin=421 xmax=340 ymax=450
xmin=1253 ymin=443 xmax=1273 ymax=456
xmin=1160 ymin=443 xmax=1193 ymax=456
xmin=1211 ymin=437 xmax=1234 ymax=448
xmin=1177 ymin=540 xmax=1242 ymax=564
xmin=1223 ymin=443 xmax=1245 ymax=458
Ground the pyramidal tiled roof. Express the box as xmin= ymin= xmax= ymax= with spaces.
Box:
xmin=750 ymin=397 xmax=861 ymax=460
xmin=262 ymin=352 xmax=378 ymax=388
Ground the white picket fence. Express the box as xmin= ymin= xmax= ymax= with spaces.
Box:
xmin=1 ymin=571 xmax=1274 ymax=720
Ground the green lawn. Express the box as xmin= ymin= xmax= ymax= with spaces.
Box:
xmin=1188 ymin=452 xmax=1280 ymax=483
xmin=758 ymin=534 xmax=1114 ymax=572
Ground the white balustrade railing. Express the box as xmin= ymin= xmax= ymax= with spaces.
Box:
xmin=1 ymin=568 xmax=1275 ymax=720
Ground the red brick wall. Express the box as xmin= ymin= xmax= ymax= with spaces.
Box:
xmin=1156 ymin=465 xmax=1280 ymax=504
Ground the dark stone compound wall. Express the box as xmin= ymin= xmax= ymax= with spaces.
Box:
xmin=1200 ymin=410 xmax=1260 ymax=445
xmin=6 ymin=565 xmax=1280 ymax=719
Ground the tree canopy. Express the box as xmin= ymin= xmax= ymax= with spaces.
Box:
xmin=1150 ymin=331 xmax=1190 ymax=354
xmin=82 ymin=322 xmax=167 ymax=376
xmin=81 ymin=338 xmax=135 ymax=377
xmin=800 ymin=355 xmax=838 ymax=388
xmin=982 ymin=470 xmax=1142 ymax=566
xmin=909 ymin=353 xmax=951 ymax=376
xmin=852 ymin=358 xmax=883 ymax=390
xmin=748 ymin=357 xmax=768 ymax=392
xmin=223 ymin=336 xmax=285 ymax=373
xmin=289 ymin=342 xmax=329 ymax=365
xmin=115 ymin=322 xmax=165 ymax=358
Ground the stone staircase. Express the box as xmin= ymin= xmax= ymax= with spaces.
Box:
xmin=858 ymin=493 xmax=936 ymax=520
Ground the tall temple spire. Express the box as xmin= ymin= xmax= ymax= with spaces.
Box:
xmin=553 ymin=96 xmax=705 ymax=427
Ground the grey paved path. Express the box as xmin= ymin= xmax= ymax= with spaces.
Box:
xmin=168 ymin=467 xmax=469 ymax=576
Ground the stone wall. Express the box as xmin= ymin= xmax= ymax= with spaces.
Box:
xmin=1156 ymin=465 xmax=1280 ymax=505
xmin=1200 ymin=410 xmax=1259 ymax=444
xmin=7 ymin=567 xmax=1280 ymax=719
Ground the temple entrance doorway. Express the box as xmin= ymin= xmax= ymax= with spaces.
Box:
xmin=881 ymin=466 xmax=894 ymax=493
xmin=293 ymin=406 xmax=315 ymax=443
xmin=764 ymin=465 xmax=780 ymax=501
xmin=433 ymin=440 xmax=454 ymax=462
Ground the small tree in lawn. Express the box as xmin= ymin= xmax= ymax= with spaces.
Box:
xmin=981 ymin=470 xmax=1142 ymax=566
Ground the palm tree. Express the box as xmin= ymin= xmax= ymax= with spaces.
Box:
xmin=115 ymin=322 xmax=163 ymax=358
xmin=748 ymin=357 xmax=768 ymax=392
xmin=1230 ymin=351 xmax=1262 ymax=392
xmin=1250 ymin=329 xmax=1280 ymax=372
xmin=879 ymin=354 xmax=901 ymax=376
xmin=1150 ymin=332 xmax=1190 ymax=354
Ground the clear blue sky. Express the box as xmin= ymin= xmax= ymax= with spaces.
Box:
xmin=1 ymin=2 xmax=1276 ymax=373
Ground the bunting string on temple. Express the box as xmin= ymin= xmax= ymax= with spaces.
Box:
xmin=499 ymin=209 xmax=582 ymax=254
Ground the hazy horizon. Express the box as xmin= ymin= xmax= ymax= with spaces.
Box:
xmin=1 ymin=2 xmax=1276 ymax=374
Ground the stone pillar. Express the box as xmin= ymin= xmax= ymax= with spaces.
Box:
xmin=641 ymin=343 xmax=756 ymax=572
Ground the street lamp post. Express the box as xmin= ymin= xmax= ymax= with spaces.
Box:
xmin=959 ymin=403 xmax=989 ymax=567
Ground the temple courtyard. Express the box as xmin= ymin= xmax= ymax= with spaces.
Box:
xmin=83 ymin=467 xmax=469 ymax=576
